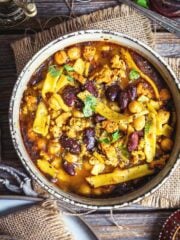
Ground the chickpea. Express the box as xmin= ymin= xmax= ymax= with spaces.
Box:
xmin=37 ymin=138 xmax=47 ymax=150
xmin=72 ymin=110 xmax=84 ymax=118
xmin=93 ymin=188 xmax=102 ymax=196
xmin=158 ymin=110 xmax=170 ymax=125
xmin=133 ymin=115 xmax=145 ymax=131
xmin=67 ymin=47 xmax=81 ymax=60
xmin=128 ymin=100 xmax=143 ymax=113
xmin=161 ymin=138 xmax=173 ymax=152
xmin=48 ymin=141 xmax=61 ymax=155
xmin=78 ymin=183 xmax=91 ymax=195
xmin=160 ymin=88 xmax=171 ymax=101
xmin=54 ymin=50 xmax=68 ymax=65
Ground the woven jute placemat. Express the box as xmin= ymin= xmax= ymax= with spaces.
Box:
xmin=11 ymin=5 xmax=180 ymax=208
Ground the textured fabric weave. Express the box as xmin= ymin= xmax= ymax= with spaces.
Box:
xmin=11 ymin=4 xmax=180 ymax=208
xmin=0 ymin=200 xmax=74 ymax=240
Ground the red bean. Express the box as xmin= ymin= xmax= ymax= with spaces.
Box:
xmin=105 ymin=84 xmax=120 ymax=102
xmin=62 ymin=86 xmax=80 ymax=107
xmin=118 ymin=85 xmax=137 ymax=111
xmin=127 ymin=132 xmax=139 ymax=152
xmin=83 ymin=128 xmax=96 ymax=151
xmin=60 ymin=135 xmax=81 ymax=154
xmin=127 ymin=85 xmax=137 ymax=101
xmin=94 ymin=114 xmax=106 ymax=123
xmin=84 ymin=81 xmax=98 ymax=97
xmin=63 ymin=161 xmax=76 ymax=176
xmin=118 ymin=91 xmax=129 ymax=110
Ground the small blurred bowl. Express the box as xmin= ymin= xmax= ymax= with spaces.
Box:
xmin=9 ymin=30 xmax=180 ymax=209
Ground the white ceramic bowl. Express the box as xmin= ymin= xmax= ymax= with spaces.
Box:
xmin=9 ymin=30 xmax=180 ymax=209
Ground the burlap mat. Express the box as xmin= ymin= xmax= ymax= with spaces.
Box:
xmin=11 ymin=5 xmax=179 ymax=208
xmin=0 ymin=200 xmax=74 ymax=240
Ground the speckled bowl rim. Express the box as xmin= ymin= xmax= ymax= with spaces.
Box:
xmin=9 ymin=30 xmax=180 ymax=210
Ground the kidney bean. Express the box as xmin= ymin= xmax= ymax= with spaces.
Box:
xmin=94 ymin=114 xmax=106 ymax=123
xmin=132 ymin=51 xmax=164 ymax=89
xmin=63 ymin=161 xmax=76 ymax=176
xmin=30 ymin=57 xmax=53 ymax=86
xmin=105 ymin=84 xmax=120 ymax=102
xmin=83 ymin=128 xmax=96 ymax=151
xmin=84 ymin=81 xmax=98 ymax=97
xmin=127 ymin=85 xmax=137 ymax=101
xmin=60 ymin=135 xmax=81 ymax=154
xmin=127 ymin=132 xmax=139 ymax=152
xmin=62 ymin=86 xmax=80 ymax=107
xmin=117 ymin=85 xmax=137 ymax=111
xmin=75 ymin=99 xmax=84 ymax=110
xmin=137 ymin=130 xmax=144 ymax=137
xmin=118 ymin=91 xmax=129 ymax=110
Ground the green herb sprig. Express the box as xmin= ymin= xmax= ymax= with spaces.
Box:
xmin=144 ymin=119 xmax=152 ymax=134
xmin=83 ymin=95 xmax=97 ymax=117
xmin=99 ymin=131 xmax=121 ymax=144
xmin=119 ymin=145 xmax=130 ymax=158
xmin=64 ymin=64 xmax=74 ymax=72
xmin=48 ymin=65 xmax=62 ymax=78
xmin=129 ymin=69 xmax=140 ymax=81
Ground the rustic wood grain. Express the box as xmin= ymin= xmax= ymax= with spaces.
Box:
xmin=0 ymin=1 xmax=179 ymax=239
xmin=83 ymin=211 xmax=173 ymax=240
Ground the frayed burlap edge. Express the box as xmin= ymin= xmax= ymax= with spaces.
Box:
xmin=0 ymin=200 xmax=74 ymax=240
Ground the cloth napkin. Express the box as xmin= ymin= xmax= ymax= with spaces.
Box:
xmin=0 ymin=200 xmax=74 ymax=240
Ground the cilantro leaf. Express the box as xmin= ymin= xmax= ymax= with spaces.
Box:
xmin=135 ymin=0 xmax=149 ymax=8
xmin=129 ymin=69 xmax=140 ymax=81
xmin=67 ymin=76 xmax=74 ymax=82
xmin=64 ymin=64 xmax=74 ymax=72
xmin=99 ymin=131 xmax=121 ymax=144
xmin=48 ymin=65 xmax=62 ymax=78
xmin=112 ymin=131 xmax=121 ymax=143
xmin=99 ymin=138 xmax=111 ymax=144
xmin=83 ymin=95 xmax=97 ymax=117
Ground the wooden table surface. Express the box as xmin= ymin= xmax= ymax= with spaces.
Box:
xmin=0 ymin=1 xmax=179 ymax=239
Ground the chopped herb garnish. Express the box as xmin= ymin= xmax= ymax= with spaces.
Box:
xmin=129 ymin=69 xmax=140 ymax=81
xmin=83 ymin=95 xmax=97 ymax=117
xmin=145 ymin=119 xmax=152 ymax=134
xmin=112 ymin=131 xmax=121 ymax=143
xmin=119 ymin=145 xmax=130 ymax=158
xmin=48 ymin=65 xmax=62 ymax=78
xmin=99 ymin=131 xmax=121 ymax=144
xmin=99 ymin=138 xmax=111 ymax=144
xmin=64 ymin=64 xmax=74 ymax=72
xmin=135 ymin=0 xmax=149 ymax=8
xmin=67 ymin=75 xmax=74 ymax=82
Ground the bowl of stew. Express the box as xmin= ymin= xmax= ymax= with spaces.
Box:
xmin=10 ymin=30 xmax=180 ymax=209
